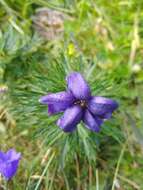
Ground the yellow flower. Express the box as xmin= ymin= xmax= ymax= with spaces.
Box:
xmin=67 ymin=43 xmax=76 ymax=56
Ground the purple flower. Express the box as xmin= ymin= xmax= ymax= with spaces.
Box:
xmin=0 ymin=85 xmax=8 ymax=94
xmin=39 ymin=72 xmax=118 ymax=132
xmin=0 ymin=149 xmax=21 ymax=180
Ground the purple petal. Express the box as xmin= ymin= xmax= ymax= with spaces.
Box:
xmin=0 ymin=149 xmax=21 ymax=180
xmin=66 ymin=72 xmax=91 ymax=99
xmin=39 ymin=91 xmax=75 ymax=115
xmin=0 ymin=160 xmax=20 ymax=180
xmin=57 ymin=105 xmax=83 ymax=132
xmin=0 ymin=152 xmax=6 ymax=162
xmin=39 ymin=91 xmax=75 ymax=104
xmin=48 ymin=103 xmax=70 ymax=115
xmin=6 ymin=149 xmax=21 ymax=162
xmin=102 ymin=112 xmax=112 ymax=119
xmin=83 ymin=110 xmax=102 ymax=132
xmin=88 ymin=96 xmax=118 ymax=118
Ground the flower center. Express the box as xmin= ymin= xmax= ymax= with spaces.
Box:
xmin=74 ymin=100 xmax=87 ymax=108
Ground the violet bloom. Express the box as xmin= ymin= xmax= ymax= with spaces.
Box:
xmin=0 ymin=149 xmax=21 ymax=180
xmin=40 ymin=72 xmax=118 ymax=132
xmin=0 ymin=85 xmax=8 ymax=94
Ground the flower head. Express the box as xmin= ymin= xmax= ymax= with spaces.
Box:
xmin=0 ymin=149 xmax=21 ymax=180
xmin=0 ymin=85 xmax=8 ymax=94
xmin=39 ymin=72 xmax=118 ymax=132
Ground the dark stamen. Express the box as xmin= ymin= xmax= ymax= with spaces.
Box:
xmin=74 ymin=100 xmax=87 ymax=108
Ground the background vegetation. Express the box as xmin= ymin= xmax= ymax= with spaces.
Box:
xmin=0 ymin=0 xmax=143 ymax=189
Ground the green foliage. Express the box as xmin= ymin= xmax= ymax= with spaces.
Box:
xmin=0 ymin=0 xmax=143 ymax=189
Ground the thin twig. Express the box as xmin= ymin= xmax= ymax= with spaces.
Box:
xmin=35 ymin=152 xmax=55 ymax=190
xmin=96 ymin=169 xmax=99 ymax=190
xmin=89 ymin=165 xmax=92 ymax=189
xmin=111 ymin=142 xmax=127 ymax=190
xmin=75 ymin=154 xmax=81 ymax=190
xmin=129 ymin=11 xmax=140 ymax=67
xmin=117 ymin=174 xmax=140 ymax=190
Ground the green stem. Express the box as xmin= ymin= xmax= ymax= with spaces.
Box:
xmin=4 ymin=179 xmax=8 ymax=190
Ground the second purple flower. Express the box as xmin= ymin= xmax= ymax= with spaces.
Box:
xmin=0 ymin=149 xmax=21 ymax=180
xmin=39 ymin=72 xmax=118 ymax=132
